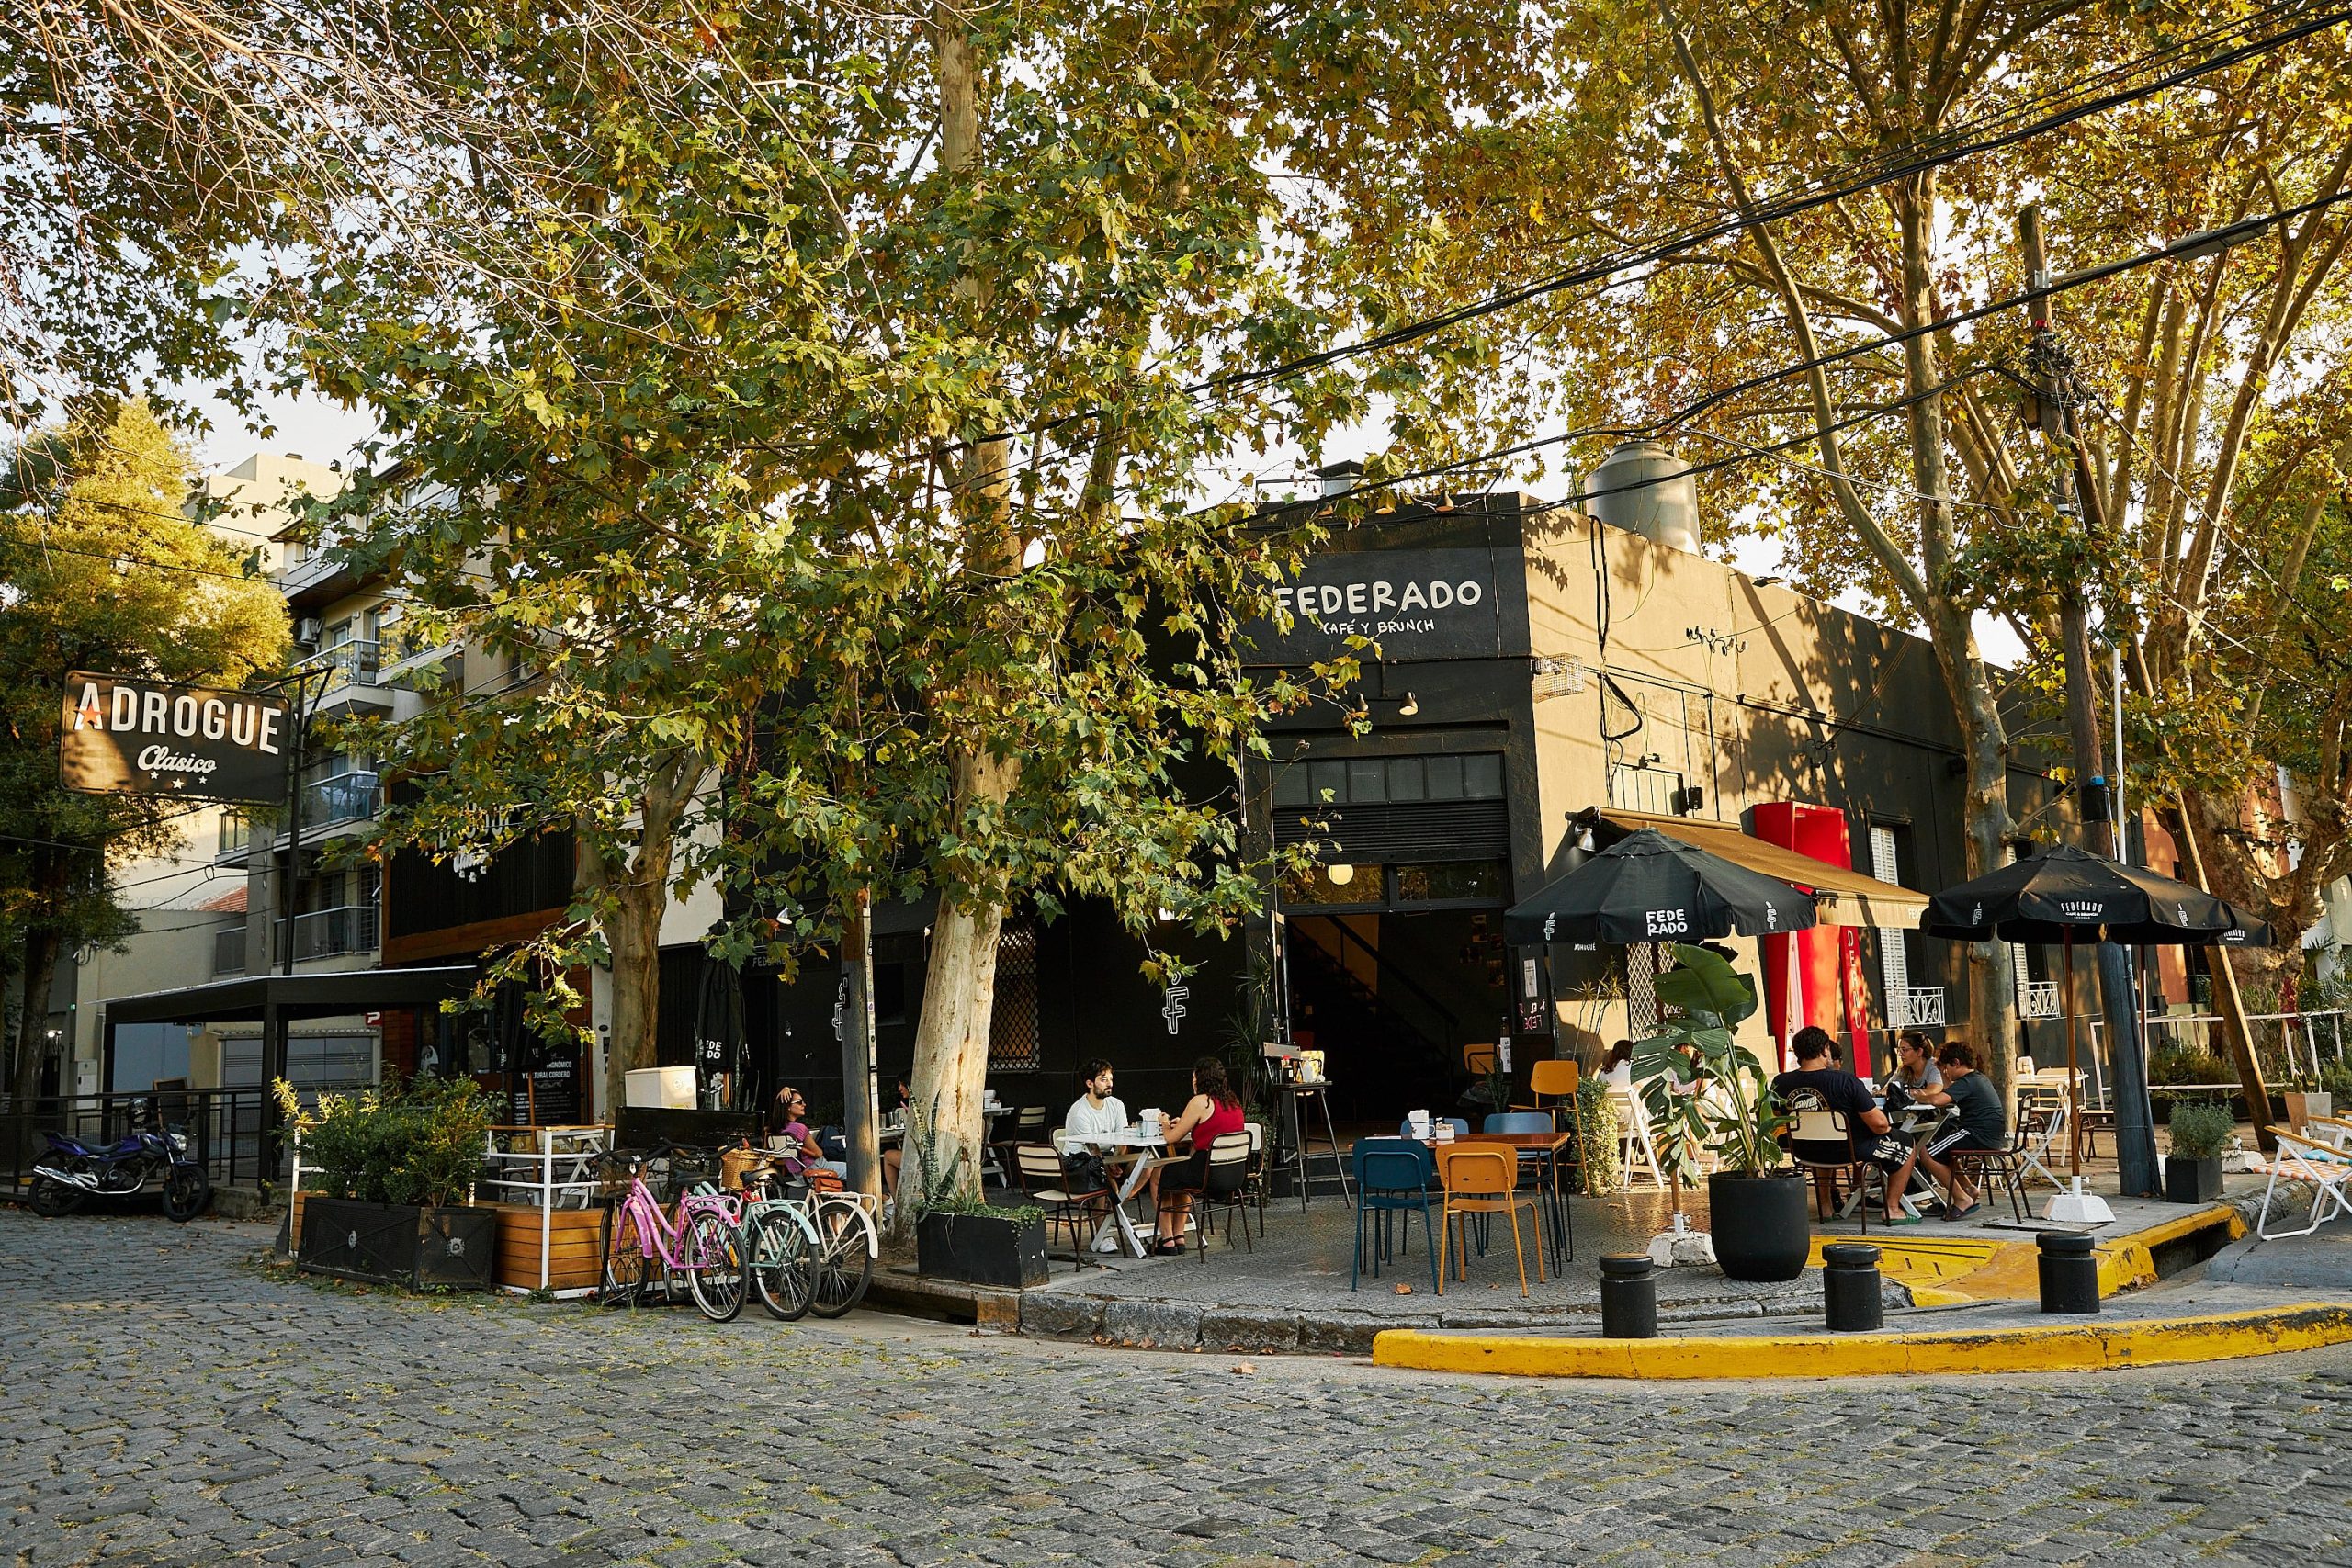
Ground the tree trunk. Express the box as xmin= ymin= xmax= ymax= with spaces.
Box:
xmin=897 ymin=752 xmax=1018 ymax=1238
xmin=601 ymin=880 xmax=664 ymax=1120
xmin=11 ymin=848 xmax=70 ymax=1109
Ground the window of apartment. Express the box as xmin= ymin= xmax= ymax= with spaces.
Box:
xmin=1273 ymin=752 xmax=1504 ymax=807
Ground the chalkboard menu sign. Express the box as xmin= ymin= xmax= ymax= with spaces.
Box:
xmin=509 ymin=1055 xmax=581 ymax=1125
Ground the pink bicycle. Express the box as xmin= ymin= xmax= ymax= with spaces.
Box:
xmin=596 ymin=1144 xmax=747 ymax=1322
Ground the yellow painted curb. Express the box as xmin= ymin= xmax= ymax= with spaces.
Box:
xmin=1807 ymin=1205 xmax=2245 ymax=1306
xmin=1370 ymin=1303 xmax=2352 ymax=1379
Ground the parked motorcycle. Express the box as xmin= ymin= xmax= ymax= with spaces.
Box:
xmin=29 ymin=1102 xmax=210 ymax=1221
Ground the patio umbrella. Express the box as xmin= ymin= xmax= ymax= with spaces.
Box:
xmin=1504 ymin=829 xmax=1819 ymax=944
xmin=1922 ymin=844 xmax=2272 ymax=1176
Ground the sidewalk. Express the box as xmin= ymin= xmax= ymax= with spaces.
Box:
xmin=1001 ymin=1173 xmax=2256 ymax=1354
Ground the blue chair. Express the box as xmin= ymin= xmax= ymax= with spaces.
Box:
xmin=1351 ymin=1137 xmax=1439 ymax=1292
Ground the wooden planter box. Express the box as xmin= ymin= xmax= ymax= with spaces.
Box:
xmin=299 ymin=1197 xmax=496 ymax=1292
xmin=916 ymin=1209 xmax=1050 ymax=1289
xmin=490 ymin=1202 xmax=606 ymax=1294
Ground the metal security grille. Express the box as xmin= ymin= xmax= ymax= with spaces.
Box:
xmin=1273 ymin=797 xmax=1510 ymax=862
xmin=989 ymin=919 xmax=1041 ymax=1071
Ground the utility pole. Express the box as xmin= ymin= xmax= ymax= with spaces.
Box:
xmin=2019 ymin=205 xmax=2160 ymax=1196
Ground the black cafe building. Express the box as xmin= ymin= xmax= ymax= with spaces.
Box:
xmin=726 ymin=448 xmax=2056 ymax=1124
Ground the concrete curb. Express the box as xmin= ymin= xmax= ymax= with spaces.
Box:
xmin=1370 ymin=1301 xmax=2352 ymax=1379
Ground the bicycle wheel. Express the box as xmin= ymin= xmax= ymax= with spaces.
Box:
xmin=749 ymin=1207 xmax=814 ymax=1322
xmin=807 ymin=1198 xmax=875 ymax=1319
xmin=600 ymin=1201 xmax=656 ymax=1308
xmin=683 ymin=1209 xmax=747 ymax=1323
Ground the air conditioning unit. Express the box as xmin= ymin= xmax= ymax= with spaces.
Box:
xmin=296 ymin=617 xmax=323 ymax=647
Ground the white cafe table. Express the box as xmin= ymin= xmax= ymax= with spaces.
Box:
xmin=1055 ymin=1126 xmax=1176 ymax=1258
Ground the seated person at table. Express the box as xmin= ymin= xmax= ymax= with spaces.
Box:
xmin=1886 ymin=1031 xmax=1943 ymax=1108
xmin=768 ymin=1086 xmax=850 ymax=1183
xmin=880 ymin=1076 xmax=910 ymax=1196
xmin=1149 ymin=1055 xmax=1247 ymax=1256
xmin=1600 ymin=1040 xmax=1635 ymax=1088
xmin=1772 ymin=1027 xmax=1907 ymax=1222
xmin=1065 ymin=1058 xmax=1135 ymax=1252
xmin=1883 ymin=1042 xmax=2007 ymax=1221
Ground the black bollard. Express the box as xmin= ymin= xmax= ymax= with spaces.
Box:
xmin=1599 ymin=1252 xmax=1657 ymax=1338
xmin=2037 ymin=1232 xmax=2100 ymax=1314
xmin=1821 ymin=1242 xmax=1883 ymax=1333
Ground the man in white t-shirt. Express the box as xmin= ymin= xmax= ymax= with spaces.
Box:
xmin=1065 ymin=1058 xmax=1127 ymax=1149
xmin=1064 ymin=1058 xmax=1149 ymax=1252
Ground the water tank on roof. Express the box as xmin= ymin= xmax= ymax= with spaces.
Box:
xmin=1583 ymin=439 xmax=1700 ymax=554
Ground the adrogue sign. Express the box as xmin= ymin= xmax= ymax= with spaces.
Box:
xmin=1243 ymin=547 xmax=1518 ymax=663
xmin=59 ymin=672 xmax=290 ymax=804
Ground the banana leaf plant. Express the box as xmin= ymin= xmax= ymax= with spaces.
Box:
xmin=1631 ymin=943 xmax=1789 ymax=1180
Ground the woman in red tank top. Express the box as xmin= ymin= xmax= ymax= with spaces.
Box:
xmin=1150 ymin=1055 xmax=1246 ymax=1255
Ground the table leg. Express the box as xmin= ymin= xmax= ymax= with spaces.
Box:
xmin=1291 ymin=1092 xmax=1309 ymax=1213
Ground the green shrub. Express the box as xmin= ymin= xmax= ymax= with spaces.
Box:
xmin=2319 ymin=1061 xmax=2352 ymax=1101
xmin=276 ymin=1072 xmax=498 ymax=1207
xmin=2166 ymin=1099 xmax=2236 ymax=1161
xmin=2151 ymin=1045 xmax=2233 ymax=1087
xmin=1572 ymin=1077 xmax=1623 ymax=1197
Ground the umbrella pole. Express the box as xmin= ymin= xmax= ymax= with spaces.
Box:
xmin=2063 ymin=933 xmax=2081 ymax=1179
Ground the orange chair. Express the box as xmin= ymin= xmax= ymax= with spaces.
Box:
xmin=1516 ymin=1058 xmax=1584 ymax=1190
xmin=1462 ymin=1043 xmax=1498 ymax=1077
xmin=1436 ymin=1144 xmax=1546 ymax=1296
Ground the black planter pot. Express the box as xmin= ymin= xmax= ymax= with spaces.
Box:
xmin=916 ymin=1210 xmax=1050 ymax=1289
xmin=300 ymin=1198 xmax=496 ymax=1291
xmin=2164 ymin=1155 xmax=2224 ymax=1204
xmin=1706 ymin=1171 xmax=1812 ymax=1282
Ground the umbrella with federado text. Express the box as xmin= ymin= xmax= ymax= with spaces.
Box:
xmin=1923 ymin=844 xmax=2270 ymax=1176
xmin=1503 ymin=829 xmax=1820 ymax=945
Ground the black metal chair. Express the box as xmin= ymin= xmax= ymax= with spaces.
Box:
xmin=1943 ymin=1107 xmax=2042 ymax=1224
xmin=1194 ymin=1132 xmax=1256 ymax=1258
xmin=1012 ymin=1143 xmax=1116 ymax=1271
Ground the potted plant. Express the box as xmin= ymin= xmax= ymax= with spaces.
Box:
xmin=1633 ymin=943 xmax=1805 ymax=1282
xmin=277 ymin=1074 xmax=499 ymax=1291
xmin=2164 ymin=1100 xmax=2233 ymax=1203
xmin=2282 ymin=1072 xmax=2333 ymax=1132
xmin=905 ymin=1103 xmax=1050 ymax=1288
xmin=1570 ymin=1077 xmax=1623 ymax=1198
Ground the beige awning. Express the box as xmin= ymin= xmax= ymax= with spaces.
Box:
xmin=1599 ymin=809 xmax=1926 ymax=929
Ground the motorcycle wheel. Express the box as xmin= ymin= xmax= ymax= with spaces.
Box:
xmin=29 ymin=1176 xmax=82 ymax=1217
xmin=163 ymin=1164 xmax=210 ymax=1223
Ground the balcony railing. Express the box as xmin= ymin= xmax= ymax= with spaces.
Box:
xmin=211 ymin=925 xmax=246 ymax=977
xmin=299 ymin=771 xmax=380 ymax=829
xmin=288 ymin=905 xmax=379 ymax=962
xmin=300 ymin=637 xmax=381 ymax=689
xmin=2018 ymin=979 xmax=2061 ymax=1020
xmin=1887 ymin=986 xmax=1948 ymax=1028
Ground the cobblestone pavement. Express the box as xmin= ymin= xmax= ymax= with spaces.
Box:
xmin=6 ymin=1210 xmax=2349 ymax=1568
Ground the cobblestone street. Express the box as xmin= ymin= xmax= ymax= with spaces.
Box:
xmin=6 ymin=1210 xmax=2350 ymax=1567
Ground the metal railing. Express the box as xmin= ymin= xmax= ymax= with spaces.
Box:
xmin=300 ymin=770 xmax=380 ymax=827
xmin=288 ymin=905 xmax=379 ymax=961
xmin=1887 ymin=986 xmax=1947 ymax=1028
xmin=0 ymin=1085 xmax=335 ymax=1195
xmin=300 ymin=637 xmax=381 ymax=690
xmin=2018 ymin=979 xmax=2061 ymax=1019
xmin=211 ymin=925 xmax=246 ymax=977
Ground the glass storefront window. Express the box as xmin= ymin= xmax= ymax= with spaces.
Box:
xmin=1346 ymin=758 xmax=1388 ymax=802
xmin=1386 ymin=756 xmax=1426 ymax=800
xmin=1424 ymin=754 xmax=1464 ymax=798
xmin=1273 ymin=752 xmax=1503 ymax=806
xmin=1463 ymin=753 xmax=1504 ymax=797
xmin=1395 ymin=862 xmax=1506 ymax=902
xmin=1281 ymin=863 xmax=1385 ymax=906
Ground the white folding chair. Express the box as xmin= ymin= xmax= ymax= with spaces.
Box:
xmin=2255 ymin=1129 xmax=2352 ymax=1241
xmin=1609 ymin=1084 xmax=1665 ymax=1190
xmin=2014 ymin=1076 xmax=2074 ymax=1190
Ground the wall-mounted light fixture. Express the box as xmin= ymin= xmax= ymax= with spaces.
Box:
xmin=1396 ymin=693 xmax=1419 ymax=716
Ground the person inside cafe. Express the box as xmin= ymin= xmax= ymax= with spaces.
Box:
xmin=1883 ymin=1041 xmax=2007 ymax=1220
xmin=1886 ymin=1030 xmax=1943 ymax=1110
xmin=1771 ymin=1026 xmax=1909 ymax=1223
xmin=879 ymin=1076 xmax=910 ymax=1197
xmin=1149 ymin=1055 xmax=1246 ymax=1256
xmin=767 ymin=1085 xmax=850 ymax=1183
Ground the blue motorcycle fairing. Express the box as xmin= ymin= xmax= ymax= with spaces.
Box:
xmin=42 ymin=1132 xmax=151 ymax=1159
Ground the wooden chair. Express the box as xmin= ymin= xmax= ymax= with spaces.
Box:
xmin=990 ymin=1106 xmax=1048 ymax=1186
xmin=1518 ymin=1059 xmax=1584 ymax=1188
xmin=1012 ymin=1142 xmax=1115 ymax=1271
xmin=1436 ymin=1144 xmax=1545 ymax=1297
xmin=1783 ymin=1090 xmax=1881 ymax=1234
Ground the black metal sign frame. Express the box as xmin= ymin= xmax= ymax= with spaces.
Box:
xmin=58 ymin=671 xmax=292 ymax=805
